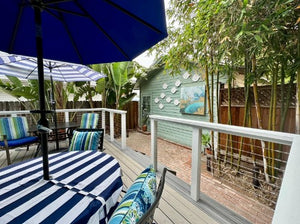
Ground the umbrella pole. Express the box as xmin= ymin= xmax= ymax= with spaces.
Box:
xmin=50 ymin=74 xmax=59 ymax=151
xmin=34 ymin=5 xmax=49 ymax=180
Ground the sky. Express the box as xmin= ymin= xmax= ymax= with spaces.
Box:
xmin=133 ymin=51 xmax=156 ymax=68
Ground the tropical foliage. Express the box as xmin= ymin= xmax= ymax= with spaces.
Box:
xmin=0 ymin=77 xmax=52 ymax=122
xmin=0 ymin=76 xmax=85 ymax=122
xmin=149 ymin=0 xmax=299 ymax=182
xmin=91 ymin=61 xmax=145 ymax=109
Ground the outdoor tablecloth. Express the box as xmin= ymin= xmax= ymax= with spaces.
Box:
xmin=0 ymin=151 xmax=123 ymax=224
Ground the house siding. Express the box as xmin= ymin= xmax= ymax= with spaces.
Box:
xmin=140 ymin=68 xmax=226 ymax=148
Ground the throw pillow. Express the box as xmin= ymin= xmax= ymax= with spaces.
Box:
xmin=69 ymin=130 xmax=100 ymax=151
xmin=108 ymin=166 xmax=156 ymax=224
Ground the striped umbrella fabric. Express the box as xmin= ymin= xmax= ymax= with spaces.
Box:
xmin=0 ymin=52 xmax=105 ymax=82
xmin=0 ymin=51 xmax=106 ymax=153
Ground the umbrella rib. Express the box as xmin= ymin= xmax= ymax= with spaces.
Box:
xmin=9 ymin=2 xmax=25 ymax=52
xmin=56 ymin=67 xmax=68 ymax=82
xmin=44 ymin=8 xmax=84 ymax=64
xmin=43 ymin=5 xmax=87 ymax=17
xmin=104 ymin=0 xmax=165 ymax=34
xmin=44 ymin=0 xmax=74 ymax=5
xmin=25 ymin=66 xmax=38 ymax=79
xmin=74 ymin=1 xmax=131 ymax=60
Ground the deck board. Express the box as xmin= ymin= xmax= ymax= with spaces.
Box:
xmin=104 ymin=139 xmax=218 ymax=224
xmin=0 ymin=138 xmax=251 ymax=224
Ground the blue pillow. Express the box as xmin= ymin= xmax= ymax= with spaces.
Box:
xmin=109 ymin=166 xmax=156 ymax=224
xmin=69 ymin=130 xmax=100 ymax=151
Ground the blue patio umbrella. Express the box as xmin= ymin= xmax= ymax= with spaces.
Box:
xmin=0 ymin=0 xmax=167 ymax=179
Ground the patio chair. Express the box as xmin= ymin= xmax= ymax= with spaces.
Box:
xmin=137 ymin=167 xmax=167 ymax=224
xmin=80 ymin=113 xmax=99 ymax=129
xmin=0 ymin=116 xmax=40 ymax=165
xmin=68 ymin=128 xmax=104 ymax=151
xmin=108 ymin=166 xmax=167 ymax=224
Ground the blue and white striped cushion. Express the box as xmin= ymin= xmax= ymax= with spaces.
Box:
xmin=0 ymin=117 xmax=29 ymax=141
xmin=80 ymin=113 xmax=99 ymax=129
xmin=108 ymin=166 xmax=156 ymax=224
xmin=69 ymin=131 xmax=100 ymax=151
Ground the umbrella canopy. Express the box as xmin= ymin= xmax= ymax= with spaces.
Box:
xmin=0 ymin=51 xmax=106 ymax=151
xmin=0 ymin=52 xmax=106 ymax=82
xmin=0 ymin=0 xmax=167 ymax=180
xmin=0 ymin=1 xmax=167 ymax=64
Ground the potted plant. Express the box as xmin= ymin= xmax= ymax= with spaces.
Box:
xmin=141 ymin=115 xmax=149 ymax=132
xmin=202 ymin=133 xmax=211 ymax=154
xmin=202 ymin=133 xmax=212 ymax=171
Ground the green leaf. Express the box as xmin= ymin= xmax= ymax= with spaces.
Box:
xmin=6 ymin=76 xmax=23 ymax=87
xmin=111 ymin=62 xmax=129 ymax=87
xmin=254 ymin=35 xmax=263 ymax=43
xmin=95 ymin=79 xmax=105 ymax=92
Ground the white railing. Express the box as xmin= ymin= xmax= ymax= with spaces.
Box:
xmin=0 ymin=108 xmax=127 ymax=149
xmin=149 ymin=114 xmax=300 ymax=223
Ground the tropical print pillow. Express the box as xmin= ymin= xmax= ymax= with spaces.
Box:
xmin=108 ymin=166 xmax=156 ymax=224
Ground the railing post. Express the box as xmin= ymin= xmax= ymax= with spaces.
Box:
xmin=102 ymin=110 xmax=105 ymax=136
xmin=151 ymin=118 xmax=158 ymax=171
xmin=64 ymin=112 xmax=70 ymax=140
xmin=191 ymin=127 xmax=202 ymax=201
xmin=273 ymin=136 xmax=300 ymax=223
xmin=110 ymin=112 xmax=114 ymax=142
xmin=121 ymin=113 xmax=126 ymax=149
xmin=64 ymin=111 xmax=69 ymax=122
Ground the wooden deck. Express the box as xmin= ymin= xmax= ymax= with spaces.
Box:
xmin=0 ymin=138 xmax=250 ymax=224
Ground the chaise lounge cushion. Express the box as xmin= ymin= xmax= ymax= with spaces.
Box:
xmin=108 ymin=166 xmax=156 ymax=224
xmin=69 ymin=130 xmax=101 ymax=151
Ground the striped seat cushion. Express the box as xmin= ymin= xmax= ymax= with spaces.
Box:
xmin=0 ymin=117 xmax=30 ymax=141
xmin=69 ymin=130 xmax=100 ymax=151
xmin=80 ymin=113 xmax=99 ymax=129
xmin=108 ymin=166 xmax=156 ymax=224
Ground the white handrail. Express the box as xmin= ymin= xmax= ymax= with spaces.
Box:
xmin=149 ymin=114 xmax=299 ymax=202
xmin=0 ymin=108 xmax=127 ymax=149
xmin=150 ymin=115 xmax=295 ymax=145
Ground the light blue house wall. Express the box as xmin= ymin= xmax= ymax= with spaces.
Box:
xmin=139 ymin=67 xmax=226 ymax=148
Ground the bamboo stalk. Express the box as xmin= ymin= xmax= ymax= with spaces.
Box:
xmin=224 ymin=68 xmax=232 ymax=166
xmin=252 ymin=55 xmax=270 ymax=183
xmin=237 ymin=82 xmax=250 ymax=171
xmin=247 ymin=106 xmax=255 ymax=161
xmin=271 ymin=65 xmax=278 ymax=181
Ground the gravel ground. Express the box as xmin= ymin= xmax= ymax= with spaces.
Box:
xmin=125 ymin=131 xmax=274 ymax=224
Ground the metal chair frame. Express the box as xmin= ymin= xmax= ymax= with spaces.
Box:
xmin=137 ymin=167 xmax=168 ymax=224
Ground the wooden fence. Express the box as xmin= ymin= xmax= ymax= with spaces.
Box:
xmin=218 ymin=85 xmax=295 ymax=166
xmin=219 ymin=85 xmax=296 ymax=133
